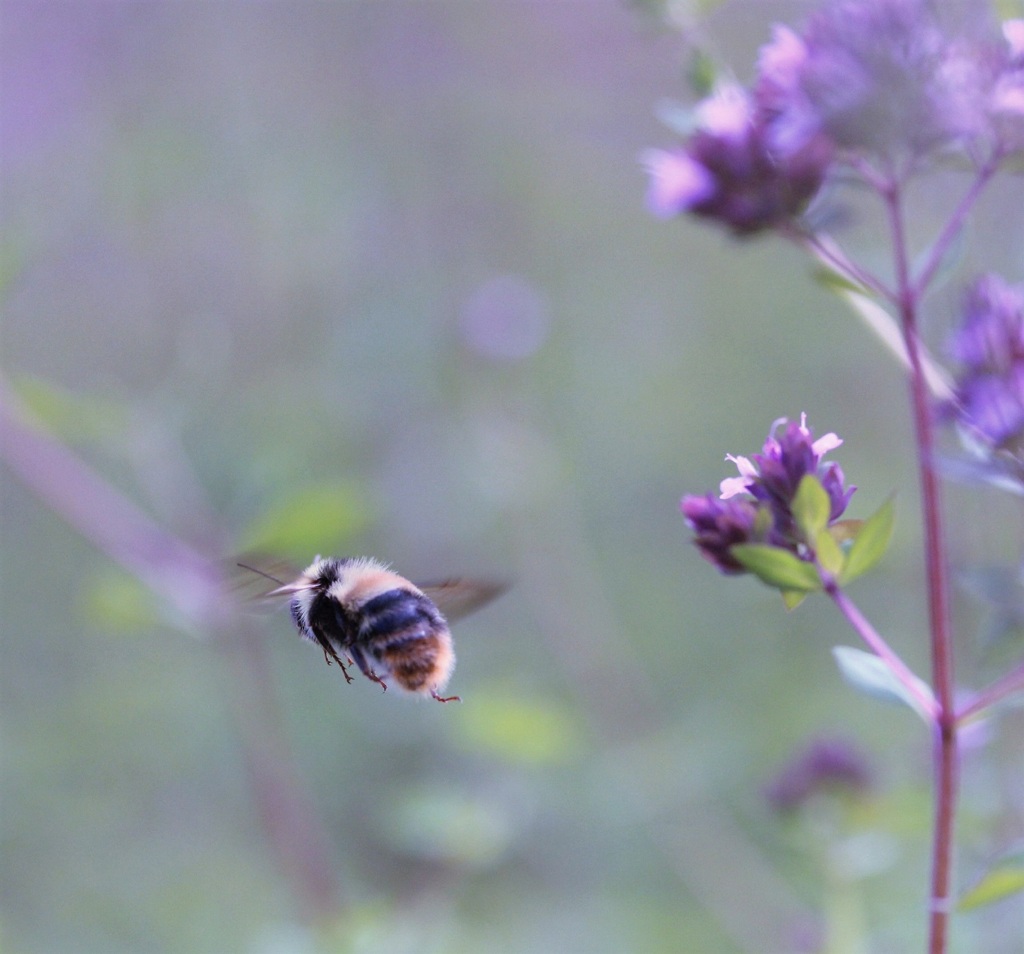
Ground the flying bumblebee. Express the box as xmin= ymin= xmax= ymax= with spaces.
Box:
xmin=239 ymin=556 xmax=504 ymax=702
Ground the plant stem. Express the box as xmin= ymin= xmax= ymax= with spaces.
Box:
xmin=822 ymin=579 xmax=939 ymax=722
xmin=883 ymin=179 xmax=958 ymax=954
xmin=957 ymin=659 xmax=1024 ymax=724
xmin=912 ymin=156 xmax=1000 ymax=301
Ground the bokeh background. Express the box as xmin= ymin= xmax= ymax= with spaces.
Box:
xmin=3 ymin=2 xmax=1023 ymax=952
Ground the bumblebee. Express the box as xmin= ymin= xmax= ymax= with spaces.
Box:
xmin=241 ymin=556 xmax=502 ymax=702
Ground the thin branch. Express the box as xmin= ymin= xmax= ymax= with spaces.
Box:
xmin=912 ymin=156 xmax=1001 ymax=300
xmin=957 ymin=660 xmax=1024 ymax=724
xmin=823 ymin=578 xmax=940 ymax=722
xmin=0 ymin=382 xmax=225 ymax=627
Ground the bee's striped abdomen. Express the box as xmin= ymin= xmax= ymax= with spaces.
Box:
xmin=358 ymin=588 xmax=454 ymax=693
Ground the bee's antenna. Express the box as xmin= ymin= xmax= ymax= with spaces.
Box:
xmin=237 ymin=562 xmax=286 ymax=586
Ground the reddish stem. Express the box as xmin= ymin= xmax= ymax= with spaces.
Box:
xmin=883 ymin=181 xmax=957 ymax=954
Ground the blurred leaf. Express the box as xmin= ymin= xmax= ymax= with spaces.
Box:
xmin=81 ymin=568 xmax=160 ymax=631
xmin=732 ymin=544 xmax=821 ymax=592
xmin=13 ymin=375 xmax=129 ymax=444
xmin=383 ymin=784 xmax=514 ymax=867
xmin=812 ymin=263 xmax=869 ymax=297
xmin=793 ymin=475 xmax=830 ymax=545
xmin=236 ymin=481 xmax=372 ymax=557
xmin=782 ymin=589 xmax=810 ymax=610
xmin=832 ymin=646 xmax=935 ymax=721
xmin=452 ymin=690 xmax=579 ymax=764
xmin=816 ymin=527 xmax=846 ymax=577
xmin=959 ymin=846 xmax=1024 ymax=911
xmin=938 ymin=451 xmax=1024 ymax=496
xmin=841 ymin=497 xmax=895 ymax=585
xmin=686 ymin=48 xmax=718 ymax=97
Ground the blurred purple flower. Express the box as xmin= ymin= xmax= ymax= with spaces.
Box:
xmin=758 ymin=0 xmax=1024 ymax=161
xmin=989 ymin=20 xmax=1024 ymax=153
xmin=642 ymin=149 xmax=715 ymax=219
xmin=643 ymin=84 xmax=832 ymax=235
xmin=945 ymin=274 xmax=1024 ymax=459
xmin=460 ymin=274 xmax=551 ymax=361
xmin=765 ymin=737 xmax=873 ymax=813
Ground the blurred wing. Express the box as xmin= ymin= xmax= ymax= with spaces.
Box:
xmin=230 ymin=556 xmax=304 ymax=609
xmin=418 ymin=578 xmax=507 ymax=623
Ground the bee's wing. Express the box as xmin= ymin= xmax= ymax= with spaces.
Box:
xmin=230 ymin=556 xmax=304 ymax=610
xmin=418 ymin=578 xmax=507 ymax=623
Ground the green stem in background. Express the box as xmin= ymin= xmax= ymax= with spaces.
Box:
xmin=882 ymin=178 xmax=957 ymax=954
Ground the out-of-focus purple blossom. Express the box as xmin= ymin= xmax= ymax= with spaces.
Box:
xmin=460 ymin=274 xmax=551 ymax=361
xmin=643 ymin=84 xmax=832 ymax=235
xmin=945 ymin=274 xmax=1024 ymax=458
xmin=682 ymin=414 xmax=855 ymax=574
xmin=647 ymin=1 xmax=1024 ymax=231
xmin=989 ymin=19 xmax=1024 ymax=152
xmin=765 ymin=737 xmax=874 ymax=814
xmin=758 ymin=0 xmax=1024 ymax=161
xmin=680 ymin=492 xmax=761 ymax=574
xmin=642 ymin=149 xmax=715 ymax=219
xmin=720 ymin=413 xmax=855 ymax=546
xmin=766 ymin=0 xmax=963 ymax=158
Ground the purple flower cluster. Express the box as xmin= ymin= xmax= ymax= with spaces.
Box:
xmin=645 ymin=0 xmax=1024 ymax=234
xmin=682 ymin=414 xmax=855 ymax=574
xmin=946 ymin=274 xmax=1024 ymax=460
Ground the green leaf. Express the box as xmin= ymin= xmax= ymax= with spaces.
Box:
xmin=812 ymin=263 xmax=870 ymax=296
xmin=841 ymin=497 xmax=895 ymax=584
xmin=792 ymin=475 xmax=830 ymax=545
xmin=687 ymin=48 xmax=719 ymax=97
xmin=959 ymin=847 xmax=1024 ymax=911
xmin=731 ymin=544 xmax=821 ymax=592
xmin=782 ymin=589 xmax=809 ymax=610
xmin=237 ymin=481 xmax=372 ymax=557
xmin=832 ymin=646 xmax=935 ymax=722
xmin=815 ymin=528 xmax=846 ymax=577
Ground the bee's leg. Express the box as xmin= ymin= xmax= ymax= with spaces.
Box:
xmin=349 ymin=645 xmax=388 ymax=693
xmin=313 ymin=632 xmax=353 ymax=683
xmin=430 ymin=689 xmax=462 ymax=703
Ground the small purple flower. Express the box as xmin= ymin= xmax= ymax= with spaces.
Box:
xmin=765 ymin=737 xmax=873 ymax=814
xmin=682 ymin=414 xmax=855 ymax=575
xmin=680 ymin=493 xmax=761 ymax=574
xmin=946 ymin=274 xmax=1024 ymax=457
xmin=720 ymin=414 xmax=855 ymax=546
